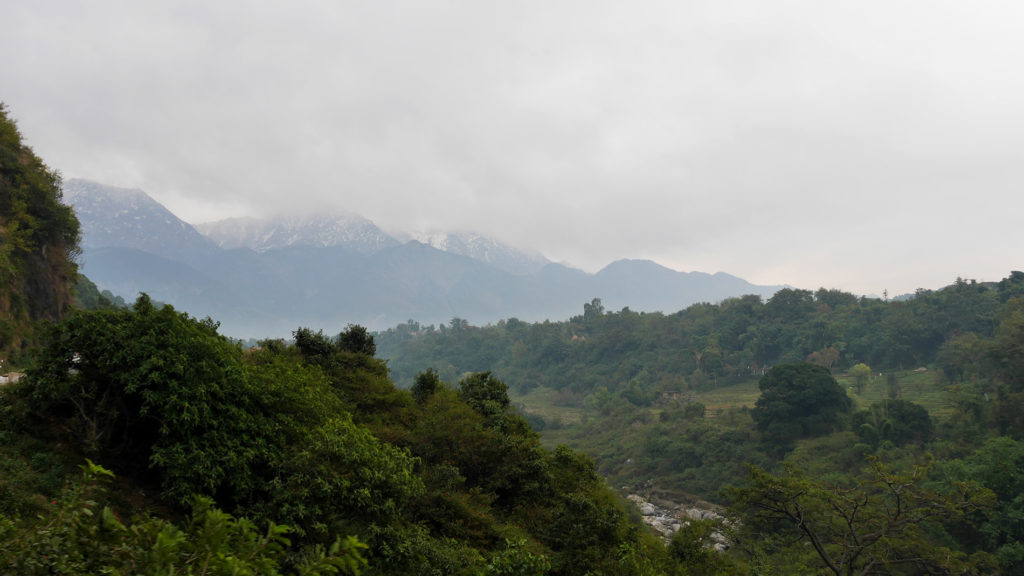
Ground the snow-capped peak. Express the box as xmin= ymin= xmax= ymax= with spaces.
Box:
xmin=195 ymin=212 xmax=399 ymax=254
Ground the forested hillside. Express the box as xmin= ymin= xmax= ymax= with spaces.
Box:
xmin=379 ymin=278 xmax=1020 ymax=396
xmin=2 ymin=299 xmax=684 ymax=574
xmin=0 ymin=103 xmax=80 ymax=359
xmin=378 ymin=274 xmax=1024 ymax=574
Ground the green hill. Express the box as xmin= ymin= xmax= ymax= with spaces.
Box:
xmin=0 ymin=102 xmax=80 ymax=361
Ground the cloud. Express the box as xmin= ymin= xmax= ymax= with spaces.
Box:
xmin=2 ymin=0 xmax=1022 ymax=294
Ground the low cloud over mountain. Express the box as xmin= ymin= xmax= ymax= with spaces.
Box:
xmin=67 ymin=179 xmax=783 ymax=338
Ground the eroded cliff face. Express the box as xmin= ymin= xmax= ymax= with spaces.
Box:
xmin=0 ymin=104 xmax=80 ymax=356
xmin=23 ymin=243 xmax=78 ymax=319
xmin=0 ymin=243 xmax=76 ymax=353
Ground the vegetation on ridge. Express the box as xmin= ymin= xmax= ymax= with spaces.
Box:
xmin=376 ymin=274 xmax=1024 ymax=574
xmin=3 ymin=295 xmax=676 ymax=574
xmin=0 ymin=102 xmax=80 ymax=359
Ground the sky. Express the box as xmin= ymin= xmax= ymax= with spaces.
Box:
xmin=2 ymin=0 xmax=1022 ymax=296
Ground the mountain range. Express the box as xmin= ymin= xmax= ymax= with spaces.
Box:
xmin=64 ymin=179 xmax=784 ymax=338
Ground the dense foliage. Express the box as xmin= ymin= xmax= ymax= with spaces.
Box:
xmin=0 ymin=102 xmax=80 ymax=358
xmin=852 ymin=398 xmax=934 ymax=451
xmin=376 ymin=274 xmax=1024 ymax=574
xmin=378 ymin=280 xmax=1016 ymax=396
xmin=751 ymin=363 xmax=851 ymax=453
xmin=2 ymin=296 xmax=675 ymax=574
xmin=726 ymin=458 xmax=997 ymax=575
xmin=0 ymin=461 xmax=368 ymax=575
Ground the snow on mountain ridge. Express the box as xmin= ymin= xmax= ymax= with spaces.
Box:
xmin=66 ymin=178 xmax=549 ymax=274
xmin=196 ymin=213 xmax=399 ymax=254
xmin=200 ymin=216 xmax=550 ymax=274
xmin=409 ymin=231 xmax=550 ymax=275
xmin=62 ymin=179 xmax=217 ymax=264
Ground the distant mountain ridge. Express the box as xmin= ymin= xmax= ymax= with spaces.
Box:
xmin=196 ymin=213 xmax=399 ymax=255
xmin=198 ymin=216 xmax=551 ymax=276
xmin=65 ymin=179 xmax=785 ymax=337
xmin=63 ymin=179 xmax=217 ymax=264
xmin=406 ymin=231 xmax=551 ymax=275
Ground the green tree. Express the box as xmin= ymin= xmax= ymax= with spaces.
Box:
xmin=752 ymin=363 xmax=851 ymax=454
xmin=885 ymin=373 xmax=901 ymax=399
xmin=0 ymin=461 xmax=368 ymax=576
xmin=727 ymin=458 xmax=996 ymax=576
xmin=26 ymin=295 xmax=265 ymax=504
xmin=294 ymin=327 xmax=336 ymax=361
xmin=256 ymin=414 xmax=422 ymax=538
xmin=944 ymin=437 xmax=1024 ymax=573
xmin=338 ymin=324 xmax=376 ymax=356
xmin=850 ymin=363 xmax=872 ymax=394
xmin=23 ymin=297 xmax=423 ymax=538
xmin=852 ymin=399 xmax=933 ymax=451
xmin=72 ymin=275 xmax=126 ymax=311
xmin=583 ymin=298 xmax=605 ymax=324
xmin=990 ymin=297 xmax=1024 ymax=392
xmin=668 ymin=518 xmax=731 ymax=574
xmin=412 ymin=367 xmax=442 ymax=403
xmin=485 ymin=539 xmax=551 ymax=576
xmin=997 ymin=271 xmax=1024 ymax=302
xmin=459 ymin=371 xmax=511 ymax=419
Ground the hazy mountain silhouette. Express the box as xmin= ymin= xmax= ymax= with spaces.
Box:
xmin=65 ymin=179 xmax=784 ymax=337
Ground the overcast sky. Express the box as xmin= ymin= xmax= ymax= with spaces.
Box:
xmin=3 ymin=1 xmax=1022 ymax=296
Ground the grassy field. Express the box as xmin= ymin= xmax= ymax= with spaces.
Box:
xmin=697 ymin=368 xmax=954 ymax=419
xmin=512 ymin=386 xmax=588 ymax=426
xmin=836 ymin=368 xmax=955 ymax=419
xmin=694 ymin=380 xmax=759 ymax=416
xmin=513 ymin=367 xmax=956 ymax=428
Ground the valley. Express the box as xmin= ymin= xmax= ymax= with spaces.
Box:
xmin=4 ymin=101 xmax=1024 ymax=575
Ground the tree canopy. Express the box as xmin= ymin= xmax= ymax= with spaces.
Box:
xmin=752 ymin=363 xmax=852 ymax=452
xmin=0 ymin=103 xmax=80 ymax=356
xmin=852 ymin=399 xmax=933 ymax=451
xmin=727 ymin=459 xmax=996 ymax=576
xmin=4 ymin=295 xmax=670 ymax=574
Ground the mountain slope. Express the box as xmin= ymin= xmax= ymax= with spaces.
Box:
xmin=65 ymin=181 xmax=784 ymax=337
xmin=409 ymin=231 xmax=551 ymax=275
xmin=196 ymin=213 xmax=399 ymax=254
xmin=593 ymin=259 xmax=777 ymax=312
xmin=0 ymin=105 xmax=80 ymax=354
xmin=63 ymin=179 xmax=217 ymax=265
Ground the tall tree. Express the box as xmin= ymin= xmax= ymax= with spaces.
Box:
xmin=339 ymin=323 xmax=376 ymax=356
xmin=727 ymin=459 xmax=996 ymax=576
xmin=459 ymin=371 xmax=511 ymax=419
xmin=752 ymin=363 xmax=851 ymax=453
xmin=850 ymin=363 xmax=872 ymax=394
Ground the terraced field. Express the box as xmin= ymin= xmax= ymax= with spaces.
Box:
xmin=514 ymin=367 xmax=955 ymax=431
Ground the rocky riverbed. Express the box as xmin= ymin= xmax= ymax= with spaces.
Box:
xmin=626 ymin=493 xmax=729 ymax=550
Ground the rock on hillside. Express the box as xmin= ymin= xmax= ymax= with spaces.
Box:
xmin=626 ymin=493 xmax=729 ymax=549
